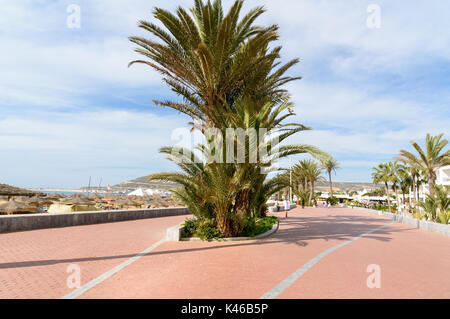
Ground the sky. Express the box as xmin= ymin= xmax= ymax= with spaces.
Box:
xmin=0 ymin=0 xmax=449 ymax=189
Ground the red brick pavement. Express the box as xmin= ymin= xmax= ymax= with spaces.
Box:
xmin=1 ymin=207 xmax=449 ymax=299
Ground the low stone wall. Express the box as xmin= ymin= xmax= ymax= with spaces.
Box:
xmin=354 ymin=207 xmax=450 ymax=237
xmin=0 ymin=207 xmax=190 ymax=233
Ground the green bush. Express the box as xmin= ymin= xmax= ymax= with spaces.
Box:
xmin=181 ymin=216 xmax=277 ymax=240
xmin=326 ymin=196 xmax=339 ymax=206
xmin=196 ymin=219 xmax=223 ymax=240
xmin=181 ymin=217 xmax=200 ymax=238
xmin=243 ymin=216 xmax=278 ymax=237
xmin=437 ymin=211 xmax=450 ymax=225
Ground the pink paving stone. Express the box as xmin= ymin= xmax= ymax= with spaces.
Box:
xmin=80 ymin=207 xmax=405 ymax=299
xmin=278 ymin=210 xmax=450 ymax=299
xmin=0 ymin=215 xmax=187 ymax=298
xmin=1 ymin=207 xmax=449 ymax=299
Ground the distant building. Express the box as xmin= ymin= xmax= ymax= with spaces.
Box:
xmin=420 ymin=165 xmax=450 ymax=196
xmin=436 ymin=165 xmax=450 ymax=186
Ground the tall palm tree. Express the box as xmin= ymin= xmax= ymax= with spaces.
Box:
xmin=293 ymin=159 xmax=324 ymax=205
xmin=372 ymin=163 xmax=393 ymax=213
xmin=397 ymin=165 xmax=413 ymax=207
xmin=408 ymin=165 xmax=420 ymax=203
xmin=129 ymin=0 xmax=301 ymax=127
xmin=151 ymin=97 xmax=327 ymax=236
xmin=397 ymin=133 xmax=450 ymax=198
xmin=321 ymin=157 xmax=339 ymax=197
xmin=389 ymin=161 xmax=404 ymax=210
xmin=128 ymin=0 xmax=330 ymax=237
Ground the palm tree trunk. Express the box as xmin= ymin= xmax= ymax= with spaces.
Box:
xmin=428 ymin=177 xmax=436 ymax=198
xmin=328 ymin=170 xmax=333 ymax=197
xmin=385 ymin=182 xmax=391 ymax=212
xmin=217 ymin=213 xmax=232 ymax=237
xmin=412 ymin=175 xmax=417 ymax=203
xmin=308 ymin=182 xmax=312 ymax=205
xmin=394 ymin=186 xmax=400 ymax=213
xmin=408 ymin=187 xmax=412 ymax=208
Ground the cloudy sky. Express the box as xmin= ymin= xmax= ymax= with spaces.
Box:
xmin=0 ymin=0 xmax=449 ymax=188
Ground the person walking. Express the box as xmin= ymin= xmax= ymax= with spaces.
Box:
xmin=301 ymin=198 xmax=305 ymax=209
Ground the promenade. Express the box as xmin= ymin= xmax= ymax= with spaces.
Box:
xmin=1 ymin=207 xmax=449 ymax=299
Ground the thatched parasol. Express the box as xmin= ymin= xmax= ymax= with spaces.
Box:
xmin=61 ymin=197 xmax=95 ymax=206
xmin=113 ymin=198 xmax=140 ymax=207
xmin=0 ymin=200 xmax=39 ymax=215
xmin=0 ymin=183 xmax=41 ymax=197
xmin=18 ymin=196 xmax=53 ymax=207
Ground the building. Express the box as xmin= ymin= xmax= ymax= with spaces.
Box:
xmin=436 ymin=165 xmax=450 ymax=186
xmin=419 ymin=165 xmax=450 ymax=197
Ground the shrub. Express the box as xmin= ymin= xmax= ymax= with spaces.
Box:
xmin=326 ymin=196 xmax=339 ymax=206
xmin=196 ymin=218 xmax=223 ymax=240
xmin=181 ymin=217 xmax=200 ymax=238
xmin=437 ymin=211 xmax=450 ymax=225
xmin=243 ymin=216 xmax=278 ymax=237
xmin=181 ymin=216 xmax=277 ymax=240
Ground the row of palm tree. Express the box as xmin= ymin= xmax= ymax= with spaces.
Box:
xmin=277 ymin=157 xmax=339 ymax=206
xmin=129 ymin=0 xmax=329 ymax=236
xmin=371 ymin=133 xmax=449 ymax=220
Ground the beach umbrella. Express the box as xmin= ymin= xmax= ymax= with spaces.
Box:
xmin=23 ymin=196 xmax=53 ymax=206
xmin=113 ymin=198 xmax=140 ymax=207
xmin=0 ymin=183 xmax=40 ymax=197
xmin=0 ymin=200 xmax=39 ymax=215
xmin=61 ymin=197 xmax=94 ymax=206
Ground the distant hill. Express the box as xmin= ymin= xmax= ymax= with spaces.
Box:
xmin=114 ymin=175 xmax=374 ymax=192
xmin=113 ymin=175 xmax=179 ymax=191
xmin=314 ymin=180 xmax=376 ymax=192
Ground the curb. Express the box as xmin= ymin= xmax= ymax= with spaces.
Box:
xmin=353 ymin=207 xmax=450 ymax=237
xmin=166 ymin=219 xmax=279 ymax=242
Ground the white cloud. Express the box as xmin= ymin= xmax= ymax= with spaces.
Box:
xmin=0 ymin=0 xmax=448 ymax=186
xmin=0 ymin=109 xmax=188 ymax=188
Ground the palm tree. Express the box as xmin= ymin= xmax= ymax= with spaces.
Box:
xmin=321 ymin=157 xmax=339 ymax=197
xmin=129 ymin=0 xmax=301 ymax=127
xmin=397 ymin=165 xmax=413 ymax=207
xmin=292 ymin=159 xmax=324 ymax=205
xmin=389 ymin=161 xmax=404 ymax=210
xmin=408 ymin=165 xmax=420 ymax=203
xmin=397 ymin=133 xmax=450 ymax=198
xmin=151 ymin=97 xmax=327 ymax=236
xmin=417 ymin=185 xmax=449 ymax=223
xmin=129 ymin=0 xmax=330 ymax=237
xmin=372 ymin=163 xmax=393 ymax=213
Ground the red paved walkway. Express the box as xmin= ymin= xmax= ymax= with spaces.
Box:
xmin=1 ymin=207 xmax=449 ymax=298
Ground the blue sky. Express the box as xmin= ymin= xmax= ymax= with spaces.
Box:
xmin=0 ymin=0 xmax=449 ymax=188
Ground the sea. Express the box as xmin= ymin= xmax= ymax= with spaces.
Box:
xmin=43 ymin=191 xmax=116 ymax=197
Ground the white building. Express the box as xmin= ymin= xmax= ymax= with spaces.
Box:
xmin=419 ymin=165 xmax=449 ymax=197
xmin=436 ymin=165 xmax=450 ymax=186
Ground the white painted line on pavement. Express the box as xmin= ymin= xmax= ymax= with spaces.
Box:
xmin=61 ymin=238 xmax=167 ymax=299
xmin=260 ymin=221 xmax=395 ymax=299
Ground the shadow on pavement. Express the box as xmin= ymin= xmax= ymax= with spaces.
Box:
xmin=0 ymin=212 xmax=414 ymax=270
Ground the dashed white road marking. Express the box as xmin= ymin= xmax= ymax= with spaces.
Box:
xmin=260 ymin=221 xmax=395 ymax=299
xmin=61 ymin=237 xmax=167 ymax=299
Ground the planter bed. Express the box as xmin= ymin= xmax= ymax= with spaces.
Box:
xmin=167 ymin=218 xmax=279 ymax=242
